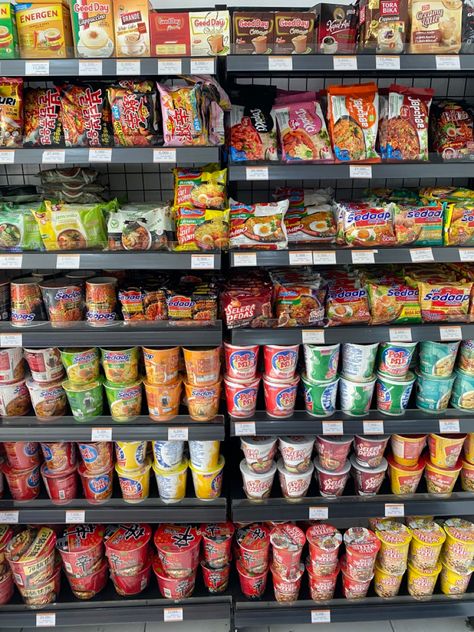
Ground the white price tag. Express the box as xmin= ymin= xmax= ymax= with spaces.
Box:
xmin=79 ymin=60 xmax=103 ymax=76
xmin=43 ymin=150 xmax=65 ymax=164
xmin=0 ymin=334 xmax=22 ymax=347
xmin=164 ymin=608 xmax=183 ymax=622
xmin=245 ymin=167 xmax=269 ymax=181
xmin=289 ymin=251 xmax=313 ymax=265
xmin=410 ymin=248 xmax=434 ymax=262
xmin=322 ymin=421 xmax=344 ymax=435
xmin=268 ymin=56 xmax=293 ymax=71
xmin=302 ymin=329 xmax=325 ymax=344
xmin=311 ymin=610 xmax=331 ymax=624
xmin=385 ymin=503 xmax=405 ymax=517
xmin=91 ymin=427 xmax=112 ymax=441
xmin=313 ymin=251 xmax=337 ymax=265
xmin=333 ymin=56 xmax=357 ymax=70
xmin=459 ymin=249 xmax=474 ymax=262
xmin=350 ymin=165 xmax=372 ymax=179
xmin=158 ymin=59 xmax=182 ymax=74
xmin=0 ymin=254 xmax=22 ymax=268
xmin=190 ymin=58 xmax=215 ymax=74
xmin=352 ymin=250 xmax=376 ymax=264
xmin=168 ymin=427 xmax=188 ymax=441
xmin=25 ymin=61 xmax=49 ymax=75
xmin=116 ymin=60 xmax=140 ymax=75
xmin=0 ymin=511 xmax=18 ymax=523
xmin=440 ymin=326 xmax=463 ymax=341
xmin=153 ymin=148 xmax=177 ymax=163
xmin=56 ymin=254 xmax=80 ymax=269
xmin=363 ymin=420 xmax=384 ymax=434
xmin=309 ymin=507 xmax=329 ymax=520
xmin=65 ymin=510 xmax=85 ymax=524
xmin=233 ymin=252 xmax=257 ymax=267
xmin=389 ymin=328 xmax=413 ymax=342
xmin=436 ymin=55 xmax=460 ymax=70
xmin=191 ymin=254 xmax=215 ymax=270
xmin=439 ymin=419 xmax=460 ymax=433
xmin=376 ymin=55 xmax=400 ymax=70
xmin=88 ymin=148 xmax=112 ymax=162
xmin=234 ymin=421 xmax=256 ymax=436
xmin=0 ymin=150 xmax=14 ymax=163
xmin=36 ymin=613 xmax=56 ymax=627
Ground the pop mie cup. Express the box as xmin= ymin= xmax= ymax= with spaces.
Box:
xmin=279 ymin=435 xmax=315 ymax=473
xmin=56 ymin=524 xmax=104 ymax=577
xmin=391 ymin=434 xmax=427 ymax=467
xmin=66 ymin=557 xmax=108 ymax=600
xmin=350 ymin=455 xmax=387 ymax=496
xmin=24 ymin=347 xmax=64 ymax=384
xmin=263 ymin=344 xmax=299 ymax=381
xmin=270 ymin=523 xmax=305 ymax=578
xmin=464 ymin=433 xmax=474 ymax=464
xmin=110 ymin=560 xmax=151 ymax=596
xmin=459 ymin=339 xmax=474 ymax=375
xmin=152 ymin=440 xmax=184 ymax=471
xmin=224 ymin=373 xmax=259 ymax=418
xmin=104 ymin=379 xmax=142 ymax=422
xmin=354 ymin=434 xmax=389 ymax=468
xmin=374 ymin=563 xmax=404 ymax=598
xmin=314 ymin=435 xmax=352 ymax=472
xmin=461 ymin=458 xmax=474 ymax=491
xmin=60 ymin=347 xmax=100 ymax=384
xmin=376 ymin=521 xmax=412 ymax=574
xmin=301 ymin=372 xmax=339 ymax=417
xmin=77 ymin=441 xmax=113 ymax=474
xmin=340 ymin=554 xmax=373 ymax=599
xmin=188 ymin=440 xmax=220 ymax=471
xmin=442 ymin=518 xmax=474 ymax=573
xmin=6 ymin=527 xmax=56 ymax=589
xmin=78 ymin=461 xmax=113 ymax=504
xmin=201 ymin=560 xmax=230 ymax=593
xmin=342 ymin=342 xmax=378 ymax=382
xmin=0 ymin=378 xmax=31 ymax=416
xmin=184 ymin=378 xmax=221 ymax=421
xmin=115 ymin=440 xmax=147 ymax=470
xmin=200 ymin=522 xmax=234 ymax=569
xmin=105 ymin=523 xmax=151 ymax=575
xmin=41 ymin=463 xmax=77 ymax=505
xmin=189 ymin=455 xmax=224 ymax=500
xmin=339 ymin=374 xmax=375 ymax=416
xmin=0 ymin=570 xmax=13 ymax=605
xmin=62 ymin=378 xmax=103 ymax=421
xmin=27 ymin=378 xmax=67 ymax=420
xmin=303 ymin=343 xmax=340 ymax=382
xmin=307 ymin=524 xmax=342 ymax=576
xmin=277 ymin=458 xmax=313 ymax=500
xmin=0 ymin=347 xmax=24 ymax=384
xmin=425 ymin=458 xmax=462 ymax=494
xmin=271 ymin=562 xmax=303 ymax=602
xmin=1 ymin=461 xmax=40 ymax=500
xmin=100 ymin=347 xmax=139 ymax=385
xmin=236 ymin=559 xmax=268 ymax=599
xmin=116 ymin=459 xmax=151 ymax=503
xmin=407 ymin=518 xmax=446 ymax=572
xmin=144 ymin=378 xmax=182 ymax=422
xmin=3 ymin=441 xmax=39 ymax=469
xmin=153 ymin=556 xmax=197 ymax=599
xmin=183 ymin=347 xmax=221 ymax=386
xmin=152 ymin=459 xmax=187 ymax=504
xmin=307 ymin=560 xmax=339 ymax=601
xmin=407 ymin=560 xmax=441 ymax=599
xmin=428 ymin=433 xmax=466 ymax=468
xmin=40 ymin=441 xmax=76 ymax=472
xmin=263 ymin=374 xmax=299 ymax=418
xmin=387 ymin=453 xmax=425 ymax=494
xmin=440 ymin=560 xmax=473 ymax=596
xmin=378 ymin=341 xmax=417 ymax=379
xmin=416 ymin=371 xmax=455 ymax=411
xmin=241 ymin=436 xmax=277 ymax=474
xmin=314 ymin=457 xmax=350 ymax=497
xmin=451 ymin=368 xmax=474 ymax=410
xmin=419 ymin=340 xmax=460 ymax=378
xmin=376 ymin=370 xmax=415 ymax=416
xmin=224 ymin=342 xmax=259 ymax=381
xmin=236 ymin=523 xmax=270 ymax=574
xmin=142 ymin=346 xmax=180 ymax=385
xmin=343 ymin=527 xmax=380 ymax=581
xmin=154 ymin=524 xmax=201 ymax=578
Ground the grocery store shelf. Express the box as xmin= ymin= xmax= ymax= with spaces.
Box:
xmin=0 ymin=321 xmax=223 ymax=347
xmin=0 ymin=415 xmax=225 ymax=441
xmin=230 ymin=409 xmax=470 ymax=437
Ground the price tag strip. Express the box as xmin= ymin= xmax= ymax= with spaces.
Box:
xmin=0 ymin=511 xmax=18 ymax=523
xmin=157 ymin=59 xmax=182 ymax=74
xmin=36 ymin=613 xmax=56 ymax=627
xmin=233 ymin=252 xmax=257 ymax=267
xmin=311 ymin=610 xmax=331 ymax=624
xmin=190 ymin=58 xmax=215 ymax=74
xmin=302 ymin=330 xmax=325 ymax=344
xmin=164 ymin=607 xmax=183 ymax=622
xmin=91 ymin=427 xmax=112 ymax=441
xmin=268 ymin=56 xmax=293 ymax=71
xmin=234 ymin=421 xmax=256 ymax=436
xmin=410 ymin=248 xmax=434 ymax=262
xmin=333 ymin=56 xmax=357 ymax=70
xmin=439 ymin=419 xmax=460 ymax=433
xmin=65 ymin=510 xmax=86 ymax=524
xmin=168 ymin=427 xmax=188 ymax=441
xmin=0 ymin=334 xmax=22 ymax=347
xmin=0 ymin=254 xmax=22 ymax=268
xmin=363 ymin=420 xmax=384 ymax=434
xmin=245 ymin=167 xmax=269 ymax=181
xmin=385 ymin=503 xmax=405 ymax=517
xmin=56 ymin=254 xmax=80 ymax=269
xmin=42 ymin=150 xmax=65 ymax=164
xmin=389 ymin=328 xmax=413 ymax=342
xmin=349 ymin=165 xmax=372 ymax=179
xmin=313 ymin=251 xmax=336 ymax=265
xmin=79 ymin=60 xmax=103 ymax=76
xmin=322 ymin=421 xmax=343 ymax=435
xmin=88 ymin=148 xmax=112 ymax=162
xmin=0 ymin=150 xmax=14 ymax=163
xmin=289 ymin=251 xmax=313 ymax=265
xmin=439 ymin=326 xmax=463 ymax=341
xmin=309 ymin=506 xmax=329 ymax=520
xmin=153 ymin=148 xmax=177 ymax=163
xmin=352 ymin=250 xmax=376 ymax=264
xmin=191 ymin=254 xmax=215 ymax=270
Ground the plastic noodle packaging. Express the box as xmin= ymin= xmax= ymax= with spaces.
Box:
xmin=107 ymin=81 xmax=159 ymax=147
xmin=58 ymin=83 xmax=112 ymax=148
xmin=107 ymin=205 xmax=174 ymax=251
xmin=175 ymin=207 xmax=229 ymax=251
xmin=336 ymin=201 xmax=397 ymax=247
xmin=431 ymin=100 xmax=474 ymax=161
xmin=229 ymin=199 xmax=288 ymax=250
xmin=0 ymin=205 xmax=43 ymax=252
xmin=0 ymin=78 xmax=22 ymax=148
xmin=174 ymin=166 xmax=227 ymax=210
xmin=23 ymin=88 xmax=62 ymax=147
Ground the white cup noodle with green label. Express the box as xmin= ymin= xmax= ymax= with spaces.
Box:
xmin=301 ymin=372 xmax=339 ymax=417
xmin=303 ymin=343 xmax=340 ymax=382
xmin=451 ymin=369 xmax=474 ymax=410
xmin=342 ymin=342 xmax=378 ymax=383
xmin=339 ymin=375 xmax=376 ymax=417
xmin=376 ymin=370 xmax=416 ymax=416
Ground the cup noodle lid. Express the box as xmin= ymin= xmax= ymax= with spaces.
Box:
xmin=306 ymin=524 xmax=342 ymax=551
xmin=280 ymin=435 xmax=315 ymax=447
xmin=236 ymin=523 xmax=270 ymax=551
xmin=104 ymin=524 xmax=152 ymax=553
xmin=406 ymin=518 xmax=446 ymax=546
xmin=57 ymin=524 xmax=104 ymax=553
xmin=350 ymin=454 xmax=388 ymax=475
xmin=270 ymin=523 xmax=305 ymax=551
xmin=241 ymin=436 xmax=277 ymax=450
xmin=200 ymin=522 xmax=235 ymax=542
xmin=154 ymin=524 xmax=202 ymax=553
xmin=443 ymin=518 xmax=474 ymax=542
xmin=343 ymin=527 xmax=380 ymax=556
xmin=375 ymin=520 xmax=412 ymax=546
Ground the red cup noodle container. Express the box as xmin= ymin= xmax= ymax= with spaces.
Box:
xmin=271 ymin=562 xmax=303 ymax=603
xmin=313 ymin=457 xmax=350 ymax=497
xmin=270 ymin=523 xmax=305 ymax=578
xmin=236 ymin=558 xmax=268 ymax=599
xmin=154 ymin=524 xmax=201 ymax=579
xmin=263 ymin=345 xmax=299 ymax=381
xmin=17 ymin=561 xmax=61 ymax=607
xmin=263 ymin=374 xmax=299 ymax=418
xmin=314 ymin=435 xmax=353 ymax=472
xmin=306 ymin=524 xmax=342 ymax=576
xmin=340 ymin=554 xmax=373 ymax=599
xmin=224 ymin=374 xmax=260 ymax=419
xmin=343 ymin=527 xmax=380 ymax=581
xmin=77 ymin=442 xmax=113 ymax=474
xmin=41 ymin=462 xmax=77 ymax=505
xmin=224 ymin=343 xmax=259 ymax=381
xmin=153 ymin=556 xmax=197 ymax=600
xmin=350 ymin=455 xmax=388 ymax=496
xmin=236 ymin=523 xmax=270 ymax=574
xmin=40 ymin=441 xmax=76 ymax=473
xmin=2 ymin=461 xmax=40 ymax=501
xmin=110 ymin=560 xmax=152 ymax=596
xmin=0 ymin=569 xmax=13 ymax=605
xmin=105 ymin=524 xmax=152 ymax=575
xmin=0 ymin=525 xmax=14 ymax=567
xmin=6 ymin=527 xmax=57 ymax=588
xmin=3 ymin=441 xmax=39 ymax=470
xmin=66 ymin=558 xmax=108 ymax=600
xmin=201 ymin=560 xmax=230 ymax=593
xmin=200 ymin=522 xmax=234 ymax=569
xmin=56 ymin=524 xmax=104 ymax=577
xmin=240 ymin=436 xmax=277 ymax=474
xmin=78 ymin=461 xmax=114 ymax=504
xmin=306 ymin=560 xmax=339 ymax=601
xmin=353 ymin=434 xmax=390 ymax=468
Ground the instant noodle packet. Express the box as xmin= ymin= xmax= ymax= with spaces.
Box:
xmin=326 ymin=284 xmax=371 ymax=326
xmin=174 ymin=165 xmax=227 ymax=210
xmin=107 ymin=81 xmax=159 ymax=147
xmin=23 ymin=87 xmax=62 ymax=147
xmin=0 ymin=78 xmax=22 ymax=148
xmin=394 ymin=204 xmax=444 ymax=246
xmin=444 ymin=202 xmax=474 ymax=246
xmin=158 ymin=83 xmax=207 ymax=147
xmin=368 ymin=283 xmax=421 ymax=325
xmin=431 ymin=100 xmax=474 ymax=161
xmin=175 ymin=207 xmax=229 ymax=251
xmin=274 ymin=282 xmax=325 ymax=326
xmin=337 ymin=201 xmax=397 ymax=246
xmin=418 ymin=281 xmax=472 ymax=322
xmin=58 ymin=83 xmax=112 ymax=148
xmin=229 ymin=199 xmax=288 ymax=250
xmin=0 ymin=205 xmax=43 ymax=251
xmin=107 ymin=204 xmax=173 ymax=251
xmin=285 ymin=203 xmax=337 ymax=244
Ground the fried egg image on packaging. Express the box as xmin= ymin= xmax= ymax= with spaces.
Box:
xmin=253 ymin=222 xmax=273 ymax=238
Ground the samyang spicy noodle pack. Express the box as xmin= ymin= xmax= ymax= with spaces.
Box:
xmin=58 ymin=83 xmax=112 ymax=148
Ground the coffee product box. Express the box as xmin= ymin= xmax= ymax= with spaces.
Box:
xmin=16 ymin=1 xmax=73 ymax=58
xmin=189 ymin=10 xmax=230 ymax=56
xmin=150 ymin=11 xmax=190 ymax=56
xmin=70 ymin=0 xmax=115 ymax=57
xmin=0 ymin=4 xmax=18 ymax=59
xmin=232 ymin=11 xmax=274 ymax=54
xmin=274 ymin=11 xmax=316 ymax=54
xmin=113 ymin=0 xmax=150 ymax=57
xmin=314 ymin=3 xmax=358 ymax=53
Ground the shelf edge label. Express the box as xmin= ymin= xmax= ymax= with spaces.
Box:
xmin=116 ymin=60 xmax=140 ymax=74
xmin=309 ymin=506 xmax=329 ymax=520
xmin=352 ymin=250 xmax=376 ymax=264
xmin=313 ymin=251 xmax=336 ymax=265
xmin=268 ymin=56 xmax=293 ymax=71
xmin=0 ymin=510 xmax=18 ymax=523
xmin=233 ymin=252 xmax=257 ymax=267
xmin=157 ymin=59 xmax=182 ymax=74
xmin=349 ymin=165 xmax=372 ymax=179
xmin=389 ymin=328 xmax=413 ymax=342
xmin=190 ymin=58 xmax=215 ymax=74
xmin=91 ymin=427 xmax=112 ymax=441
xmin=439 ymin=326 xmax=463 ymax=341
xmin=25 ymin=61 xmax=49 ymax=75
xmin=459 ymin=249 xmax=474 ymax=262
xmin=410 ymin=247 xmax=434 ymax=262
xmin=0 ymin=150 xmax=14 ymax=163
xmin=385 ymin=503 xmax=405 ymax=517
xmin=234 ymin=421 xmax=256 ymax=436
xmin=436 ymin=55 xmax=460 ymax=70
xmin=245 ymin=167 xmax=269 ymax=180
xmin=79 ymin=60 xmax=103 ymax=76
xmin=164 ymin=607 xmax=183 ymax=622
xmin=363 ymin=420 xmax=384 ymax=435
xmin=311 ymin=610 xmax=331 ymax=624
xmin=191 ymin=254 xmax=215 ymax=270
xmin=153 ymin=148 xmax=177 ymax=163
xmin=0 ymin=254 xmax=22 ymax=268
xmin=289 ymin=251 xmax=313 ymax=265
xmin=322 ymin=421 xmax=343 ymax=435
xmin=333 ymin=55 xmax=357 ymax=70
xmin=56 ymin=254 xmax=80 ymax=269
xmin=302 ymin=330 xmax=325 ymax=344
xmin=0 ymin=334 xmax=22 ymax=347
xmin=439 ymin=419 xmax=460 ymax=433
xmin=168 ymin=427 xmax=188 ymax=441
xmin=42 ymin=150 xmax=65 ymax=164
xmin=65 ymin=510 xmax=86 ymax=524
xmin=36 ymin=613 xmax=56 ymax=627
xmin=375 ymin=55 xmax=400 ymax=70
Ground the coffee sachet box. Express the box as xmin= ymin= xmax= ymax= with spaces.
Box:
xmin=150 ymin=11 xmax=190 ymax=56
xmin=232 ymin=11 xmax=274 ymax=54
xmin=189 ymin=10 xmax=230 ymax=56
xmin=274 ymin=11 xmax=316 ymax=54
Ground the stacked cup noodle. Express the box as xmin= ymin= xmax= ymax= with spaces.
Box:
xmin=39 ymin=441 xmax=78 ymax=504
xmin=341 ymin=527 xmax=381 ymax=599
xmin=153 ymin=524 xmax=202 ymax=599
xmin=235 ymin=523 xmax=271 ymax=599
xmin=306 ymin=524 xmax=342 ymax=600
xmin=223 ymin=343 xmax=261 ymax=419
xmin=200 ymin=522 xmax=235 ymax=593
xmin=269 ymin=524 xmax=306 ymax=602
xmin=1 ymin=441 xmax=42 ymax=501
xmin=105 ymin=523 xmax=153 ymax=596
xmin=0 ymin=526 xmax=14 ymax=606
xmin=301 ymin=343 xmax=340 ymax=417
xmin=340 ymin=343 xmax=379 ymax=416
xmin=440 ymin=518 xmax=474 ymax=596
xmin=77 ymin=441 xmax=114 ymax=503
xmin=262 ymin=345 xmax=300 ymax=417
xmin=373 ymin=520 xmax=412 ymax=598
xmin=114 ymin=440 xmax=151 ymax=503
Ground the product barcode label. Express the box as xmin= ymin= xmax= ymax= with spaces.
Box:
xmin=410 ymin=248 xmax=434 ymax=262
xmin=25 ymin=61 xmax=49 ymax=75
xmin=0 ymin=150 xmax=14 ymax=163
xmin=79 ymin=60 xmax=103 ymax=76
xmin=190 ymin=58 xmax=215 ymax=74
xmin=153 ymin=148 xmax=177 ymax=163
xmin=56 ymin=254 xmax=80 ymax=269
xmin=352 ymin=250 xmax=376 ymax=264
xmin=65 ymin=510 xmax=85 ymax=524
xmin=439 ymin=326 xmax=463 ymax=341
xmin=168 ymin=427 xmax=188 ymax=441
xmin=191 ymin=254 xmax=215 ymax=270
xmin=234 ymin=421 xmax=256 ymax=436
xmin=309 ymin=507 xmax=329 ymax=520
xmin=363 ymin=420 xmax=384 ymax=434
xmin=289 ymin=251 xmax=313 ymax=265
xmin=0 ymin=254 xmax=22 ymax=268
xmin=313 ymin=251 xmax=336 ymax=265
xmin=268 ymin=56 xmax=293 ymax=71
xmin=302 ymin=330 xmax=325 ymax=344
xmin=439 ymin=419 xmax=460 ymax=433
xmin=311 ymin=610 xmax=331 ymax=624
xmin=158 ymin=59 xmax=182 ymax=74
xmin=164 ymin=608 xmax=183 ymax=622
xmin=436 ymin=55 xmax=460 ymax=70
xmin=459 ymin=249 xmax=474 ymax=262
xmin=245 ymin=167 xmax=269 ymax=181
xmin=389 ymin=328 xmax=413 ymax=342
xmin=116 ymin=60 xmax=140 ymax=74
xmin=0 ymin=334 xmax=22 ymax=347
xmin=91 ymin=427 xmax=112 ymax=441
xmin=385 ymin=503 xmax=405 ymax=517
xmin=36 ymin=613 xmax=56 ymax=627
xmin=233 ymin=252 xmax=257 ymax=267
xmin=375 ymin=55 xmax=400 ymax=70
xmin=322 ymin=421 xmax=343 ymax=435
xmin=42 ymin=150 xmax=65 ymax=164
xmin=0 ymin=511 xmax=18 ymax=523
xmin=88 ymin=148 xmax=112 ymax=162
xmin=333 ymin=56 xmax=357 ymax=70
xmin=349 ymin=165 xmax=372 ymax=179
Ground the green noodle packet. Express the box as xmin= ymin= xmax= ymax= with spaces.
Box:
xmin=0 ymin=203 xmax=43 ymax=251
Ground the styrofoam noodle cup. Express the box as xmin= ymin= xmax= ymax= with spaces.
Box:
xmin=152 ymin=459 xmax=187 ymax=504
xmin=303 ymin=343 xmax=340 ymax=382
xmin=224 ymin=342 xmax=259 ymax=381
xmin=115 ymin=459 xmax=151 ymax=504
xmin=269 ymin=523 xmax=305 ymax=578
xmin=153 ymin=556 xmax=197 ymax=599
xmin=188 ymin=440 xmax=220 ymax=471
xmin=407 ymin=560 xmax=441 ymax=599
xmin=236 ymin=558 xmax=268 ymax=599
xmin=440 ymin=560 xmax=473 ymax=596
xmin=224 ymin=373 xmax=259 ymax=418
xmin=341 ymin=342 xmax=378 ymax=382
xmin=374 ymin=563 xmax=404 ymax=598
xmin=263 ymin=344 xmax=299 ymax=381
xmin=240 ymin=436 xmax=277 ymax=474
xmin=390 ymin=434 xmax=427 ymax=467
xmin=376 ymin=370 xmax=415 ymax=416
xmin=236 ymin=523 xmax=270 ymax=574
xmin=1 ymin=461 xmax=40 ymax=500
xmin=41 ymin=462 xmax=77 ymax=505
xmin=143 ymin=378 xmax=182 ymax=421
xmin=306 ymin=560 xmax=339 ymax=601
xmin=3 ymin=441 xmax=39 ymax=470
xmin=313 ymin=457 xmax=350 ymax=497
xmin=277 ymin=458 xmax=313 ymax=500
xmin=278 ymin=435 xmax=315 ymax=473
xmin=427 ymin=433 xmax=467 ymax=468
xmin=78 ymin=461 xmax=113 ymax=504
xmin=200 ymin=522 xmax=234 ymax=569
xmin=110 ymin=560 xmax=152 ymax=596
xmin=339 ymin=375 xmax=375 ymax=416
xmin=375 ymin=521 xmax=412 ymax=574
xmin=343 ymin=527 xmax=380 ymax=581
xmin=182 ymin=347 xmax=221 ymax=386
xmin=66 ymin=558 xmax=108 ymax=600
xmin=189 ymin=455 xmax=224 ymax=500
xmin=340 ymin=554 xmax=373 ymax=599
xmin=378 ymin=341 xmax=417 ymax=379
xmin=271 ymin=562 xmax=303 ymax=602
xmin=56 ymin=524 xmax=104 ymax=578
xmin=353 ymin=434 xmax=389 ymax=468
xmin=142 ymin=346 xmax=179 ymax=385
xmin=151 ymin=440 xmax=184 ymax=471
xmin=306 ymin=524 xmax=342 ymax=576
xmin=104 ymin=523 xmax=151 ymax=575
xmin=201 ymin=560 xmax=230 ymax=593
xmin=350 ymin=455 xmax=387 ymax=496
xmin=407 ymin=518 xmax=446 ymax=572
xmin=154 ymin=524 xmax=201 ymax=579
xmin=464 ymin=433 xmax=474 ymax=464
xmin=263 ymin=374 xmax=299 ymax=418
xmin=240 ymin=458 xmax=276 ymax=501
xmin=301 ymin=372 xmax=339 ymax=417
xmin=442 ymin=518 xmax=474 ymax=574
xmin=314 ymin=435 xmax=352 ymax=472
xmin=114 ymin=441 xmax=147 ymax=470
xmin=424 ymin=458 xmax=462 ymax=494
xmin=386 ymin=453 xmax=425 ymax=495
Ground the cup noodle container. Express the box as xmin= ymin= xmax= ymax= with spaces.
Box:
xmin=314 ymin=457 xmax=350 ymax=498
xmin=442 ymin=518 xmax=474 ymax=574
xmin=339 ymin=375 xmax=375 ymax=416
xmin=271 ymin=562 xmax=304 ymax=603
xmin=152 ymin=440 xmax=184 ymax=471
xmin=41 ymin=441 xmax=76 ymax=473
xmin=6 ymin=527 xmax=56 ymax=589
xmin=354 ymin=435 xmax=389 ymax=468
xmin=301 ymin=373 xmax=339 ymax=417
xmin=464 ymin=433 xmax=474 ymax=464
xmin=263 ymin=374 xmax=299 ymax=418
xmin=144 ymin=378 xmax=182 ymax=422
xmin=60 ymin=347 xmax=100 ymax=384
xmin=3 ymin=441 xmax=39 ymax=470
xmin=376 ymin=371 xmax=415 ymax=416
xmin=240 ymin=436 xmax=277 ymax=474
xmin=115 ymin=441 xmax=147 ymax=470
xmin=350 ymin=455 xmax=388 ymax=496
xmin=343 ymin=527 xmax=380 ymax=581
xmin=66 ymin=558 xmax=108 ymax=600
xmin=340 ymin=554 xmax=373 ymax=599
xmin=374 ymin=563 xmax=404 ymax=598
xmin=1 ymin=461 xmax=40 ymax=500
xmin=378 ymin=341 xmax=417 ymax=379
xmin=387 ymin=453 xmax=425 ymax=495
xmin=0 ymin=378 xmax=31 ymax=416
xmin=0 ymin=347 xmax=24 ymax=384
xmin=189 ymin=455 xmax=225 ymax=501
xmin=270 ymin=523 xmax=305 ymax=578
xmin=224 ymin=343 xmax=259 ymax=381
xmin=41 ymin=463 xmax=77 ymax=505
xmin=236 ymin=523 xmax=270 ymax=574
xmin=77 ymin=441 xmax=113 ymax=474
xmin=407 ymin=560 xmax=441 ymax=599
xmin=304 ymin=343 xmax=340 ymax=382
xmin=277 ymin=458 xmax=313 ymax=500
xmin=279 ymin=435 xmax=315 ymax=473
xmin=200 ymin=522 xmax=234 ymax=569
xmin=314 ymin=435 xmax=352 ymax=472
xmin=424 ymin=458 xmax=462 ymax=494
xmin=263 ymin=344 xmax=299 ymax=381
xmin=459 ymin=339 xmax=474 ymax=375
xmin=461 ymin=458 xmax=474 ymax=491
xmin=182 ymin=347 xmax=221 ymax=386
xmin=415 ymin=371 xmax=455 ymax=411
xmin=17 ymin=561 xmax=61 ymax=607
xmin=440 ymin=560 xmax=473 ymax=596
xmin=56 ymin=524 xmax=104 ymax=577
xmin=189 ymin=440 xmax=220 ymax=471
xmin=62 ymin=378 xmax=103 ymax=421
xmin=116 ymin=460 xmax=151 ymax=503
xmin=342 ymin=342 xmax=378 ymax=382
xmin=110 ymin=560 xmax=152 ymax=596
xmin=153 ymin=556 xmax=197 ymax=599
xmin=104 ymin=523 xmax=150 ymax=574
xmin=154 ymin=524 xmax=201 ymax=578
xmin=407 ymin=518 xmax=446 ymax=572
xmin=307 ymin=560 xmax=339 ymax=601
xmin=307 ymin=524 xmax=342 ymax=576
xmin=224 ymin=374 xmax=259 ymax=418
xmin=78 ymin=461 xmax=114 ymax=504
xmin=0 ymin=570 xmax=13 ymax=605
xmin=142 ymin=346 xmax=179 ymax=385
xmin=240 ymin=458 xmax=276 ymax=501
xmin=85 ymin=276 xmax=118 ymax=326
xmin=24 ymin=348 xmax=64 ymax=384
xmin=201 ymin=560 xmax=230 ymax=593
xmin=453 ymin=369 xmax=474 ymax=411
xmin=184 ymin=379 xmax=221 ymax=421
xmin=152 ymin=459 xmax=187 ymax=504
xmin=391 ymin=434 xmax=427 ymax=467
xmin=419 ymin=340 xmax=460 ymax=378
xmin=376 ymin=521 xmax=412 ymax=574
xmin=428 ymin=433 xmax=467 ymax=468
xmin=0 ymin=525 xmax=14 ymax=569
xmin=236 ymin=558 xmax=268 ymax=599
xmin=104 ymin=379 xmax=142 ymax=422
xmin=100 ymin=347 xmax=139 ymax=384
